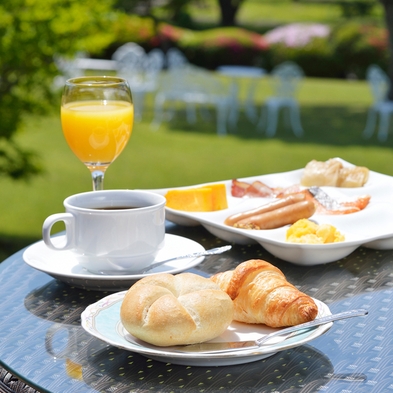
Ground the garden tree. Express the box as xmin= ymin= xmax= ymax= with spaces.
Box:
xmin=114 ymin=0 xmax=154 ymax=15
xmin=0 ymin=0 xmax=116 ymax=180
xmin=114 ymin=0 xmax=191 ymax=24
xmin=380 ymin=0 xmax=393 ymax=100
xmin=218 ymin=0 xmax=245 ymax=26
xmin=114 ymin=0 xmax=246 ymax=27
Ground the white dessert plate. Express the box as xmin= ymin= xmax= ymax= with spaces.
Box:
xmin=23 ymin=234 xmax=205 ymax=291
xmin=148 ymin=158 xmax=393 ymax=265
xmin=81 ymin=291 xmax=332 ymax=367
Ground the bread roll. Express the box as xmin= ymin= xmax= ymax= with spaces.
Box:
xmin=120 ymin=273 xmax=234 ymax=347
xmin=211 ymin=260 xmax=318 ymax=328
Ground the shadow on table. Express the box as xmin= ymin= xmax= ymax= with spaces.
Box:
xmin=83 ymin=343 xmax=335 ymax=393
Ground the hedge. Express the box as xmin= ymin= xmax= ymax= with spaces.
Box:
xmin=99 ymin=14 xmax=388 ymax=79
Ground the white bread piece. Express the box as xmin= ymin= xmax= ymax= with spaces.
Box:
xmin=301 ymin=159 xmax=342 ymax=187
xmin=337 ymin=166 xmax=369 ymax=187
xmin=120 ymin=273 xmax=234 ymax=347
xmin=301 ymin=159 xmax=369 ymax=187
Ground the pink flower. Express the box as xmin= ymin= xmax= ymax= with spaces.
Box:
xmin=265 ymin=23 xmax=331 ymax=48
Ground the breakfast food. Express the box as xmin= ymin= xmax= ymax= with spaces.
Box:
xmin=230 ymin=178 xmax=370 ymax=215
xmin=301 ymin=159 xmax=369 ymax=187
xmin=224 ymin=193 xmax=316 ymax=229
xmin=286 ymin=218 xmax=345 ymax=244
xmin=211 ymin=259 xmax=318 ymax=327
xmin=224 ymin=193 xmax=306 ymax=226
xmin=231 ymin=179 xmax=277 ymax=198
xmin=120 ymin=273 xmax=234 ymax=347
xmin=165 ymin=183 xmax=228 ymax=212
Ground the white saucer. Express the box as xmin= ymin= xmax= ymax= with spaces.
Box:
xmin=23 ymin=234 xmax=206 ymax=291
xmin=81 ymin=292 xmax=332 ymax=367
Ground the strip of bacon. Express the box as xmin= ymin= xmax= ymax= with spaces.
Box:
xmin=231 ymin=179 xmax=275 ymax=198
xmin=231 ymin=179 xmax=370 ymax=215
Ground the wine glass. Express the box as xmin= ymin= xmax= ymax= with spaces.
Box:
xmin=61 ymin=76 xmax=134 ymax=191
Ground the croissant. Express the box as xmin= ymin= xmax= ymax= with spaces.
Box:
xmin=210 ymin=259 xmax=318 ymax=328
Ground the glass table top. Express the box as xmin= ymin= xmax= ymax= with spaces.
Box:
xmin=0 ymin=222 xmax=392 ymax=392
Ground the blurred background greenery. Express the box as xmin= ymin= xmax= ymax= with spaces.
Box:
xmin=0 ymin=0 xmax=391 ymax=260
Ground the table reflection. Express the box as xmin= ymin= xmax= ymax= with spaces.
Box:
xmin=1 ymin=222 xmax=393 ymax=392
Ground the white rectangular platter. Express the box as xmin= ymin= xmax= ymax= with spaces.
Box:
xmin=148 ymin=158 xmax=393 ymax=266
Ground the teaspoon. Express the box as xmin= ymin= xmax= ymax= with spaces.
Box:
xmin=139 ymin=245 xmax=232 ymax=274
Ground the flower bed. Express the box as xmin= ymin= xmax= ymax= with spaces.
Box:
xmin=104 ymin=15 xmax=388 ymax=79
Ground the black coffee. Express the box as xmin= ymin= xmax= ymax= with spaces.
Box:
xmin=94 ymin=206 xmax=139 ymax=210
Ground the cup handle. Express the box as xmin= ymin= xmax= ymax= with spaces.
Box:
xmin=42 ymin=213 xmax=75 ymax=250
xmin=45 ymin=324 xmax=72 ymax=358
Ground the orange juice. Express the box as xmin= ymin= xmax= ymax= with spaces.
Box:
xmin=61 ymin=100 xmax=134 ymax=165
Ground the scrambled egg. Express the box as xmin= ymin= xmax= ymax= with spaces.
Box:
xmin=286 ymin=219 xmax=345 ymax=244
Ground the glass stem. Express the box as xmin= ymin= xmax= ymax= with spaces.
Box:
xmin=91 ymin=170 xmax=106 ymax=191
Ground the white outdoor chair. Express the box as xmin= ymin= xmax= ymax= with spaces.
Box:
xmin=143 ymin=48 xmax=165 ymax=93
xmin=113 ymin=43 xmax=164 ymax=120
xmin=363 ymin=64 xmax=393 ymax=142
xmin=113 ymin=43 xmax=146 ymax=119
xmin=257 ymin=61 xmax=304 ymax=137
xmin=152 ymin=65 xmax=231 ymax=136
xmin=217 ymin=66 xmax=266 ymax=127
xmin=53 ymin=52 xmax=86 ymax=89
xmin=112 ymin=42 xmax=145 ymax=62
xmin=166 ymin=47 xmax=188 ymax=69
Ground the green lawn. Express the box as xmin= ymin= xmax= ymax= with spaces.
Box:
xmin=175 ymin=0 xmax=384 ymax=30
xmin=1 ymin=74 xmax=392 ymax=261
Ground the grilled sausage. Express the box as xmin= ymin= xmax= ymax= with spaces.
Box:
xmin=233 ymin=200 xmax=316 ymax=230
xmin=224 ymin=193 xmax=306 ymax=227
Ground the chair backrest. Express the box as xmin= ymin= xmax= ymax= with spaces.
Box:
xmin=112 ymin=43 xmax=147 ymax=89
xmin=160 ymin=64 xmax=229 ymax=103
xmin=112 ymin=43 xmax=145 ymax=62
xmin=144 ymin=48 xmax=165 ymax=74
xmin=166 ymin=48 xmax=188 ymax=69
xmin=366 ymin=64 xmax=390 ymax=104
xmin=113 ymin=43 xmax=145 ymax=73
xmin=270 ymin=61 xmax=304 ymax=99
xmin=54 ymin=52 xmax=86 ymax=79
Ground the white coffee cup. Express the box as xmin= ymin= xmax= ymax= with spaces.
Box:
xmin=42 ymin=190 xmax=166 ymax=275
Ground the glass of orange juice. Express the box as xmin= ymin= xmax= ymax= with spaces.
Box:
xmin=61 ymin=76 xmax=134 ymax=191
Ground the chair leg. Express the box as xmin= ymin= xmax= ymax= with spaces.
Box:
xmin=283 ymin=106 xmax=291 ymax=129
xmin=151 ymin=94 xmax=166 ymax=130
xmin=227 ymin=83 xmax=239 ymax=127
xmin=289 ymin=104 xmax=304 ymax=137
xmin=245 ymin=101 xmax=258 ymax=123
xmin=362 ymin=109 xmax=377 ymax=139
xmin=378 ymin=111 xmax=391 ymax=142
xmin=186 ymin=102 xmax=197 ymax=124
xmin=245 ymin=80 xmax=258 ymax=123
xmin=266 ymin=104 xmax=279 ymax=137
xmin=216 ymin=102 xmax=228 ymax=136
xmin=256 ymin=106 xmax=266 ymax=133
xmin=199 ymin=105 xmax=212 ymax=121
xmin=132 ymin=91 xmax=145 ymax=121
